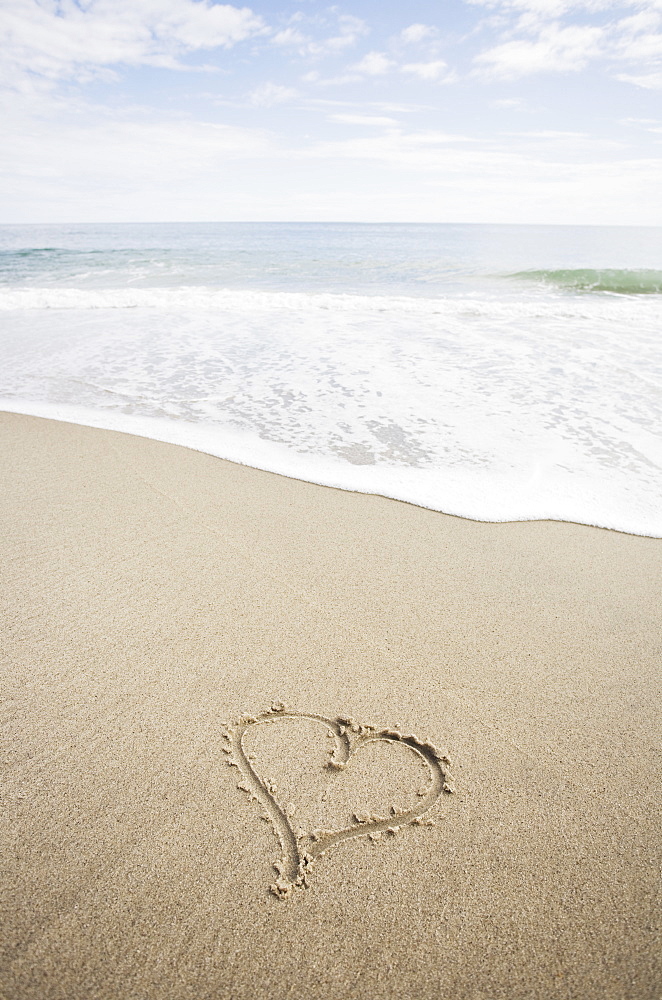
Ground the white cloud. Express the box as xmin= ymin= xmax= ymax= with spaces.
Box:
xmin=490 ymin=97 xmax=530 ymax=108
xmin=268 ymin=12 xmax=367 ymax=59
xmin=302 ymin=71 xmax=362 ymax=87
xmin=614 ymin=5 xmax=662 ymax=86
xmin=502 ymin=129 xmax=625 ymax=152
xmin=609 ymin=7 xmax=662 ymax=85
xmin=511 ymin=129 xmax=587 ymax=137
xmin=306 ymin=14 xmax=368 ymax=57
xmin=616 ymin=69 xmax=662 ymax=87
xmin=0 ymin=108 xmax=273 ymax=219
xmin=291 ymin=126 xmax=662 ymax=225
xmin=305 ymin=98 xmax=428 ymax=113
xmin=325 ymin=14 xmax=368 ymax=50
xmin=467 ymin=0 xmax=613 ymax=18
xmin=307 ymin=129 xmax=477 ymax=170
xmin=329 ymin=114 xmax=399 ymax=126
xmin=0 ymin=0 xmax=265 ymax=85
xmin=2 ymin=99 xmax=661 ymax=225
xmin=400 ymin=23 xmax=437 ymax=44
xmin=620 ymin=117 xmax=662 ymax=127
xmin=271 ymin=27 xmax=308 ymax=47
xmin=401 ymin=60 xmax=450 ymax=81
xmin=475 ymin=23 xmax=604 ymax=77
xmin=352 ymin=51 xmax=394 ymax=75
xmin=2 ymin=0 xmax=661 ymax=224
xmin=249 ymin=82 xmax=298 ymax=106
xmin=469 ymin=0 xmax=662 ymax=86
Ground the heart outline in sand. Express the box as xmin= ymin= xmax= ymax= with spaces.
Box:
xmin=222 ymin=704 xmax=455 ymax=898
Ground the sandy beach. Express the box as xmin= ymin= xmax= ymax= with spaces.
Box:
xmin=1 ymin=410 xmax=660 ymax=1000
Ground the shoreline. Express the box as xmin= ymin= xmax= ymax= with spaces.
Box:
xmin=2 ymin=411 xmax=660 ymax=1000
xmin=1 ymin=399 xmax=659 ymax=538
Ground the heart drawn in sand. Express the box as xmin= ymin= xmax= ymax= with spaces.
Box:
xmin=221 ymin=704 xmax=455 ymax=899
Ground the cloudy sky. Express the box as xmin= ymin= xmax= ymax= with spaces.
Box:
xmin=2 ymin=0 xmax=661 ymax=224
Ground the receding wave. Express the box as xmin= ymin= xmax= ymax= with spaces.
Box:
xmin=0 ymin=281 xmax=660 ymax=537
xmin=510 ymin=268 xmax=662 ymax=295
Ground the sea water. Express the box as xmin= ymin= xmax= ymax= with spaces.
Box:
xmin=0 ymin=222 xmax=660 ymax=536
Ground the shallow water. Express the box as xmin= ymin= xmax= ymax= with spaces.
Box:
xmin=1 ymin=222 xmax=661 ymax=535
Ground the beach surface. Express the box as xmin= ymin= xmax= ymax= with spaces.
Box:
xmin=1 ymin=411 xmax=660 ymax=1000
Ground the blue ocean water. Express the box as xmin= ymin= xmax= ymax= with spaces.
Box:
xmin=1 ymin=222 xmax=661 ymax=535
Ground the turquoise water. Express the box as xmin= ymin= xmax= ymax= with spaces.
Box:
xmin=2 ymin=222 xmax=662 ymax=294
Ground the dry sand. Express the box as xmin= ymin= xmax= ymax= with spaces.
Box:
xmin=1 ymin=411 xmax=660 ymax=1000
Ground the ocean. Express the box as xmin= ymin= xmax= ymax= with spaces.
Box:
xmin=1 ymin=222 xmax=660 ymax=536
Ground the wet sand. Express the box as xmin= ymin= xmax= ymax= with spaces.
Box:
xmin=1 ymin=411 xmax=660 ymax=1000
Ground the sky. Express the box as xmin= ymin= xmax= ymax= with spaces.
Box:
xmin=1 ymin=0 xmax=662 ymax=224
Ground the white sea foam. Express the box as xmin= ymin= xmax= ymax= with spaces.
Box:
xmin=1 ymin=282 xmax=660 ymax=536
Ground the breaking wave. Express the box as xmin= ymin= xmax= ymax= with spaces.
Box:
xmin=511 ymin=268 xmax=662 ymax=296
